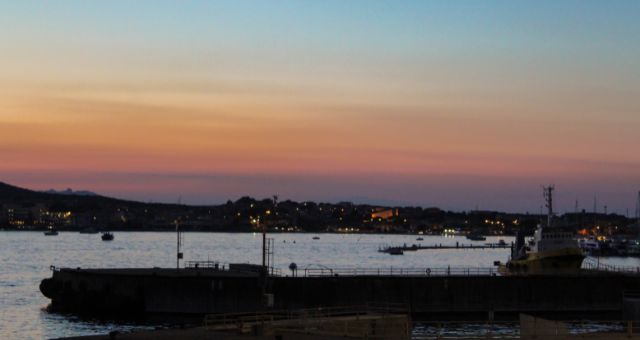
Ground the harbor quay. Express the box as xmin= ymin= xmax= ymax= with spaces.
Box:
xmin=40 ymin=264 xmax=640 ymax=322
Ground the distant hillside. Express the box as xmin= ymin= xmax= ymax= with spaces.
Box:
xmin=0 ymin=181 xmax=173 ymax=212
xmin=43 ymin=188 xmax=98 ymax=196
xmin=0 ymin=180 xmax=632 ymax=235
xmin=0 ymin=181 xmax=64 ymax=202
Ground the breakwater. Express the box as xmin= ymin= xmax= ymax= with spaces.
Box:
xmin=40 ymin=265 xmax=640 ymax=321
xmin=378 ymin=243 xmax=512 ymax=254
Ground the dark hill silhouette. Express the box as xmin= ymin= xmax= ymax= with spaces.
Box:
xmin=0 ymin=181 xmax=631 ymax=234
xmin=0 ymin=181 xmax=185 ymax=212
xmin=43 ymin=188 xmax=98 ymax=196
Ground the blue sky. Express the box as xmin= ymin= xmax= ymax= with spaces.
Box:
xmin=0 ymin=1 xmax=639 ymax=212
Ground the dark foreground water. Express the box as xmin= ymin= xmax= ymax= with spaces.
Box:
xmin=1 ymin=231 xmax=639 ymax=339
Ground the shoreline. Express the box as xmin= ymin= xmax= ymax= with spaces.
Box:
xmin=0 ymin=228 xmax=508 ymax=236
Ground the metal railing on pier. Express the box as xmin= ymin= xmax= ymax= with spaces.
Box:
xmin=269 ymin=268 xmax=282 ymax=276
xmin=185 ymin=260 xmax=224 ymax=269
xmin=185 ymin=260 xmax=282 ymax=276
xmin=303 ymin=266 xmax=499 ymax=277
xmin=300 ymin=263 xmax=640 ymax=278
xmin=582 ymin=258 xmax=640 ymax=275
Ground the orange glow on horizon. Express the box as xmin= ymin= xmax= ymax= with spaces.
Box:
xmin=2 ymin=89 xmax=638 ymax=180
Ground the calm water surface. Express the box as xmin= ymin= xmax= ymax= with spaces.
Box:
xmin=1 ymin=231 xmax=638 ymax=339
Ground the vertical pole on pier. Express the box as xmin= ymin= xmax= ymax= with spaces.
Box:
xmin=636 ymin=191 xmax=640 ymax=228
xmin=176 ymin=219 xmax=183 ymax=269
xmin=593 ymin=196 xmax=597 ymax=228
xmin=575 ymin=200 xmax=579 ymax=228
xmin=543 ymin=185 xmax=554 ymax=228
xmin=262 ymin=196 xmax=276 ymax=271
xmin=261 ymin=216 xmax=266 ymax=268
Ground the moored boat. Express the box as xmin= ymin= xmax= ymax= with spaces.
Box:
xmin=578 ymin=236 xmax=601 ymax=255
xmin=500 ymin=186 xmax=584 ymax=275
xmin=44 ymin=229 xmax=59 ymax=236
xmin=466 ymin=232 xmax=486 ymax=241
xmin=101 ymin=232 xmax=114 ymax=241
xmin=388 ymin=247 xmax=404 ymax=255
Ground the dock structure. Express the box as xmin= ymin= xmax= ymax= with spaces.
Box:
xmin=378 ymin=242 xmax=512 ymax=254
xmin=40 ymin=262 xmax=640 ymax=321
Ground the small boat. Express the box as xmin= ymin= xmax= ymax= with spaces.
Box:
xmin=388 ymin=248 xmax=404 ymax=255
xmin=312 ymin=236 xmax=320 ymax=240
xmin=101 ymin=232 xmax=114 ymax=241
xmin=466 ymin=232 xmax=486 ymax=241
xmin=44 ymin=229 xmax=58 ymax=236
xmin=416 ymin=237 xmax=424 ymax=241
xmin=578 ymin=236 xmax=600 ymax=255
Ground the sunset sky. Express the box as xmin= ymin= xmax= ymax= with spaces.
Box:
xmin=1 ymin=1 xmax=639 ymax=212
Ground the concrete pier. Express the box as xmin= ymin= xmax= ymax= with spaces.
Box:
xmin=40 ymin=265 xmax=640 ymax=321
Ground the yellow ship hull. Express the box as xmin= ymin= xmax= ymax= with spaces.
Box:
xmin=501 ymin=247 xmax=585 ymax=275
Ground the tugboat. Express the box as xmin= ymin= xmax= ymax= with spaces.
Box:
xmin=101 ymin=232 xmax=114 ymax=241
xmin=501 ymin=186 xmax=584 ymax=274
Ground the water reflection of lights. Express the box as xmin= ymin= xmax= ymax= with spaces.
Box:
xmin=442 ymin=228 xmax=460 ymax=237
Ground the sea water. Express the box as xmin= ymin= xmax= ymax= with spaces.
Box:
xmin=1 ymin=231 xmax=638 ymax=339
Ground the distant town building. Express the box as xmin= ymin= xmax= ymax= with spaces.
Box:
xmin=371 ymin=208 xmax=397 ymax=220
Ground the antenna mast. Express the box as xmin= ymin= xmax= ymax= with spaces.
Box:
xmin=574 ymin=200 xmax=579 ymax=228
xmin=593 ymin=196 xmax=597 ymax=228
xmin=260 ymin=215 xmax=265 ymax=267
xmin=543 ymin=185 xmax=554 ymax=227
xmin=636 ymin=191 xmax=640 ymax=227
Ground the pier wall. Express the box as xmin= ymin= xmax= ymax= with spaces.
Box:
xmin=42 ymin=269 xmax=265 ymax=315
xmin=271 ymin=275 xmax=631 ymax=319
xmin=41 ymin=269 xmax=640 ymax=320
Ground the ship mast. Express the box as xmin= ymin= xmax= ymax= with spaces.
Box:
xmin=636 ymin=191 xmax=640 ymax=228
xmin=543 ymin=185 xmax=554 ymax=228
xmin=260 ymin=215 xmax=265 ymax=267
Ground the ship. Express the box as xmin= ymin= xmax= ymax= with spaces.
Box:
xmin=500 ymin=186 xmax=584 ymax=274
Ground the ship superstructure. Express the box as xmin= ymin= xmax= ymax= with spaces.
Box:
xmin=503 ymin=186 xmax=585 ymax=274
